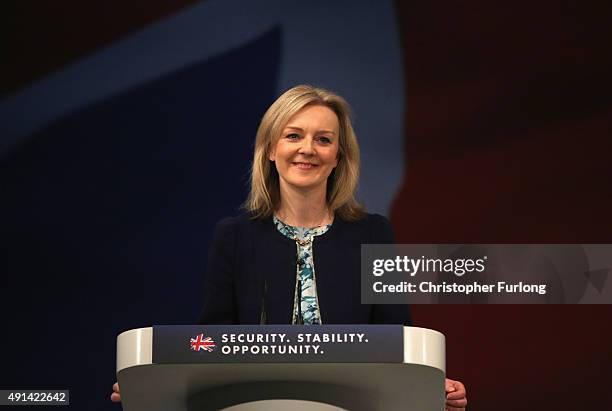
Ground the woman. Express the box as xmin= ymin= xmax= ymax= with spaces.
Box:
xmin=112 ymin=85 xmax=467 ymax=410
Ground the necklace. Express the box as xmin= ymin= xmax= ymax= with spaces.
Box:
xmin=295 ymin=237 xmax=311 ymax=246
xmin=275 ymin=208 xmax=331 ymax=230
xmin=273 ymin=211 xmax=331 ymax=246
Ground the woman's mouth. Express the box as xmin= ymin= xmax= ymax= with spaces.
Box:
xmin=292 ymin=162 xmax=318 ymax=170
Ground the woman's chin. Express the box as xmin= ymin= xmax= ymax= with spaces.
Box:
xmin=284 ymin=178 xmax=326 ymax=191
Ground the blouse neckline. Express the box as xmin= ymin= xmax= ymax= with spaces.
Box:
xmin=272 ymin=215 xmax=333 ymax=241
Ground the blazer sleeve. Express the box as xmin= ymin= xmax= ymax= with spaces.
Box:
xmin=369 ymin=214 xmax=413 ymax=326
xmin=197 ymin=218 xmax=239 ymax=324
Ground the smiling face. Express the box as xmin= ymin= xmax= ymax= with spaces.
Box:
xmin=269 ymin=104 xmax=340 ymax=194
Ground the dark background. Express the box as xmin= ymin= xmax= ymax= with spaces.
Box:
xmin=2 ymin=1 xmax=611 ymax=409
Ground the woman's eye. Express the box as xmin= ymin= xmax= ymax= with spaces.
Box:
xmin=286 ymin=133 xmax=300 ymax=140
xmin=317 ymin=136 xmax=332 ymax=144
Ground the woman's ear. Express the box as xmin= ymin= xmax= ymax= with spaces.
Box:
xmin=267 ymin=141 xmax=276 ymax=162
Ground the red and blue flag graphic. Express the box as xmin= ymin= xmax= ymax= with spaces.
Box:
xmin=190 ymin=334 xmax=215 ymax=352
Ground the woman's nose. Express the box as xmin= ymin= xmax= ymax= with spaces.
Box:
xmin=298 ymin=136 xmax=315 ymax=155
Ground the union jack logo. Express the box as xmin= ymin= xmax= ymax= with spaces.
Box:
xmin=190 ymin=333 xmax=216 ymax=352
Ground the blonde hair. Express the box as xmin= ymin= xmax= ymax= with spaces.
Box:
xmin=244 ymin=85 xmax=365 ymax=221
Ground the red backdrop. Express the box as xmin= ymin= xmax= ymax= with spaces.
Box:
xmin=393 ymin=2 xmax=612 ymax=409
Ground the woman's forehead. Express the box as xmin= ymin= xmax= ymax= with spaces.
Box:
xmin=283 ymin=104 xmax=339 ymax=131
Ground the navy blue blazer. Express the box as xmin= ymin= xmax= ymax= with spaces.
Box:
xmin=198 ymin=213 xmax=411 ymax=325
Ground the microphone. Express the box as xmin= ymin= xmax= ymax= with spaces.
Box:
xmin=296 ymin=272 xmax=304 ymax=325
xmin=259 ymin=279 xmax=268 ymax=325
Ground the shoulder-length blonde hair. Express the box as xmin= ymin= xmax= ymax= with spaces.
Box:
xmin=244 ymin=85 xmax=365 ymax=221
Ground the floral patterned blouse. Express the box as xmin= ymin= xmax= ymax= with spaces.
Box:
xmin=273 ymin=215 xmax=332 ymax=325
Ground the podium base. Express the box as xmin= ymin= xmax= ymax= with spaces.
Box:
xmin=119 ymin=362 xmax=445 ymax=411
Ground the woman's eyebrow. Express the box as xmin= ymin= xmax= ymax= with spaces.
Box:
xmin=284 ymin=126 xmax=336 ymax=135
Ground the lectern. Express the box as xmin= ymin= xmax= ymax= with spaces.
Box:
xmin=116 ymin=325 xmax=445 ymax=410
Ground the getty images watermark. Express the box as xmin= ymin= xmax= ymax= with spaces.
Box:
xmin=361 ymin=245 xmax=611 ymax=304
